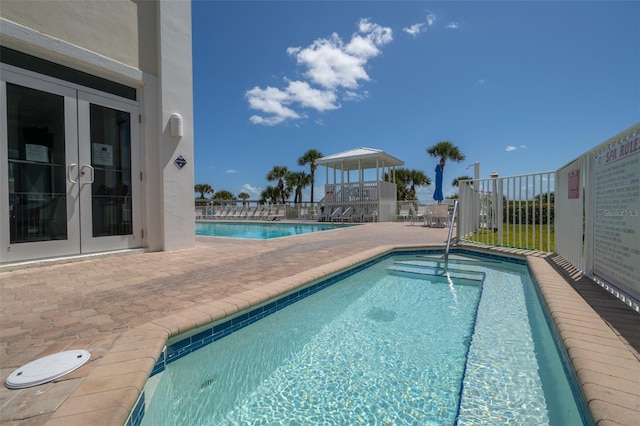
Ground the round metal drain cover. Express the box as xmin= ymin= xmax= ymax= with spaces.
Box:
xmin=5 ymin=350 xmax=90 ymax=389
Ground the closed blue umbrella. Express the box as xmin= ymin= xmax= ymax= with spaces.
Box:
xmin=433 ymin=161 xmax=444 ymax=202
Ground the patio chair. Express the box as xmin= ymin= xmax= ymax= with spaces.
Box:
xmin=410 ymin=205 xmax=427 ymax=226
xmin=397 ymin=203 xmax=412 ymax=221
xmin=427 ymin=204 xmax=449 ymax=228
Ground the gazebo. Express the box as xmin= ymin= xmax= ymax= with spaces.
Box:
xmin=316 ymin=147 xmax=404 ymax=221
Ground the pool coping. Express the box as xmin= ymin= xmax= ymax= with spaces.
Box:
xmin=42 ymin=244 xmax=640 ymax=426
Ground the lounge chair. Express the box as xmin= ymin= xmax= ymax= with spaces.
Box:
xmin=258 ymin=206 xmax=270 ymax=220
xmin=329 ymin=207 xmax=342 ymax=223
xmin=230 ymin=207 xmax=246 ymax=220
xmin=224 ymin=207 xmax=237 ymax=219
xmin=300 ymin=206 xmax=318 ymax=220
xmin=267 ymin=205 xmax=285 ymax=221
xmin=307 ymin=206 xmax=318 ymax=220
xmin=245 ymin=205 xmax=259 ymax=220
xmin=299 ymin=206 xmax=309 ymax=220
xmin=339 ymin=206 xmax=353 ymax=222
xmin=211 ymin=207 xmax=225 ymax=220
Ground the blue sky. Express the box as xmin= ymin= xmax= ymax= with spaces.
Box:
xmin=192 ymin=0 xmax=639 ymax=203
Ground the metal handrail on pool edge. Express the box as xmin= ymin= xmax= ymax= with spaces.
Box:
xmin=444 ymin=200 xmax=458 ymax=266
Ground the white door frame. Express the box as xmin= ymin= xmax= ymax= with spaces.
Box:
xmin=0 ymin=65 xmax=142 ymax=263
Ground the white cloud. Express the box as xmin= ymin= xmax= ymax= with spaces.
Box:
xmin=403 ymin=23 xmax=425 ymax=37
xmin=425 ymin=12 xmax=437 ymax=27
xmin=404 ymin=12 xmax=437 ymax=38
xmin=505 ymin=146 xmax=517 ymax=152
xmin=445 ymin=22 xmax=459 ymax=29
xmin=343 ymin=90 xmax=368 ymax=102
xmin=520 ymin=144 xmax=528 ymax=149
xmin=476 ymin=79 xmax=486 ymax=86
xmin=241 ymin=183 xmax=260 ymax=196
xmin=246 ymin=85 xmax=301 ymax=126
xmin=226 ymin=169 xmax=238 ymax=174
xmin=293 ymin=20 xmax=391 ymax=91
xmin=248 ymin=19 xmax=392 ymax=126
xmin=286 ymin=80 xmax=340 ymax=111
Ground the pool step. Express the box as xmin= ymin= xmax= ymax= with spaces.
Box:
xmin=388 ymin=263 xmax=485 ymax=285
xmin=413 ymin=254 xmax=502 ymax=264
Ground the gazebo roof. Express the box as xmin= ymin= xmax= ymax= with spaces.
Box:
xmin=316 ymin=147 xmax=404 ymax=171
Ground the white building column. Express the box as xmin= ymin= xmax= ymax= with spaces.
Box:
xmin=157 ymin=0 xmax=194 ymax=250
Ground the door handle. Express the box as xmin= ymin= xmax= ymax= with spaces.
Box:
xmin=80 ymin=164 xmax=94 ymax=184
xmin=68 ymin=163 xmax=78 ymax=184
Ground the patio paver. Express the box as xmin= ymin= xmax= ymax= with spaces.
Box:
xmin=0 ymin=222 xmax=638 ymax=425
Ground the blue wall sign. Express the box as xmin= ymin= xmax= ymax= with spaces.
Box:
xmin=175 ymin=155 xmax=187 ymax=169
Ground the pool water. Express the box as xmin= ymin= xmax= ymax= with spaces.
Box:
xmin=140 ymin=252 xmax=589 ymax=425
xmin=195 ymin=221 xmax=353 ymax=239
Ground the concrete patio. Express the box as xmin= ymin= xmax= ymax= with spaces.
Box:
xmin=0 ymin=222 xmax=638 ymax=425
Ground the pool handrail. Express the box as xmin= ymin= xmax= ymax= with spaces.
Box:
xmin=444 ymin=200 xmax=458 ymax=265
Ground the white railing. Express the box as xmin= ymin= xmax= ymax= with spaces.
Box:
xmin=323 ymin=180 xmax=397 ymax=221
xmin=454 ymin=122 xmax=639 ymax=312
xmin=458 ymin=171 xmax=555 ymax=252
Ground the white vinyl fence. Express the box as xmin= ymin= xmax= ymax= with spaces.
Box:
xmin=456 ymin=122 xmax=639 ymax=312
xmin=458 ymin=171 xmax=555 ymax=252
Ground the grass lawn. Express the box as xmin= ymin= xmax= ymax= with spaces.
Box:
xmin=463 ymin=224 xmax=555 ymax=253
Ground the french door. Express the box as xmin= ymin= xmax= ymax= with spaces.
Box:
xmin=1 ymin=68 xmax=141 ymax=262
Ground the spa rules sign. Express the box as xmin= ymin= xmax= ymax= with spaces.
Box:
xmin=593 ymin=135 xmax=640 ymax=303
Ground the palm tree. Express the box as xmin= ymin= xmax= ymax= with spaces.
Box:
xmin=426 ymin=141 xmax=466 ymax=170
xmin=385 ymin=169 xmax=411 ymax=201
xmin=212 ymin=190 xmax=234 ymax=201
xmin=427 ymin=141 xmax=465 ymax=203
xmin=194 ymin=183 xmax=214 ymax=199
xmin=237 ymin=192 xmax=250 ymax=205
xmin=452 ymin=175 xmax=473 ymax=187
xmin=288 ymin=171 xmax=312 ymax=204
xmin=260 ymin=185 xmax=279 ymax=204
xmin=386 ymin=168 xmax=431 ymax=201
xmin=297 ymin=149 xmax=323 ymax=203
xmin=266 ymin=165 xmax=289 ymax=204
xmin=406 ymin=169 xmax=431 ymax=200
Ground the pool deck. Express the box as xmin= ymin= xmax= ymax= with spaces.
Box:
xmin=0 ymin=221 xmax=638 ymax=425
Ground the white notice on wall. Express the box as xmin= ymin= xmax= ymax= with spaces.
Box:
xmin=593 ymin=135 xmax=640 ymax=303
xmin=92 ymin=143 xmax=113 ymax=166
xmin=25 ymin=144 xmax=49 ymax=163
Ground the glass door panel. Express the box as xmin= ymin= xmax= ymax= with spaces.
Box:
xmin=78 ymin=92 xmax=140 ymax=253
xmin=6 ymin=83 xmax=68 ymax=243
xmin=1 ymin=70 xmax=80 ymax=262
xmin=2 ymin=69 xmax=140 ymax=263
xmin=89 ymin=104 xmax=132 ymax=237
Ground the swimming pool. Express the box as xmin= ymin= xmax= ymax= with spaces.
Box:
xmin=139 ymin=250 xmax=590 ymax=425
xmin=195 ymin=221 xmax=354 ymax=239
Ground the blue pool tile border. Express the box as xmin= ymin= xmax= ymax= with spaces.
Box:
xmin=126 ymin=390 xmax=145 ymax=426
xmin=528 ymin=270 xmax=596 ymax=425
xmin=150 ymin=248 xmax=526 ymax=377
